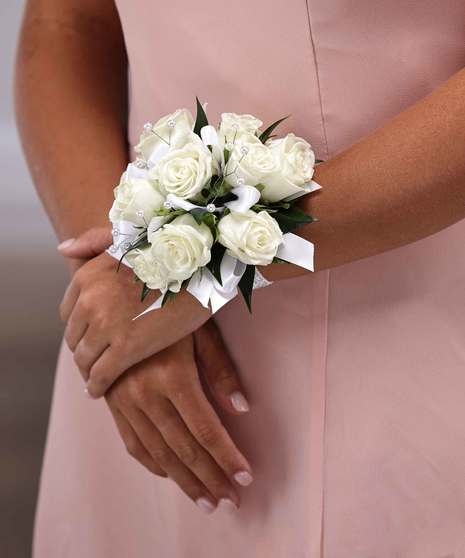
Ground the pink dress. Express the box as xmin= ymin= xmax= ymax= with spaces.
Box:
xmin=34 ymin=1 xmax=465 ymax=557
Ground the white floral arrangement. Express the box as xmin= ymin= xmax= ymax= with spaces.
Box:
xmin=108 ymin=99 xmax=321 ymax=316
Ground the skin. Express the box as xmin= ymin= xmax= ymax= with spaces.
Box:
xmin=15 ymin=0 xmax=252 ymax=513
xmin=58 ymin=64 xmax=465 ymax=400
xmin=17 ymin=0 xmax=465 ymax=512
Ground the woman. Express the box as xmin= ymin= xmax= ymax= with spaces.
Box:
xmin=16 ymin=0 xmax=465 ymax=556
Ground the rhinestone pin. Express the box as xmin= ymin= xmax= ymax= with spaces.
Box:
xmin=163 ymin=201 xmax=172 ymax=209
xmin=143 ymin=122 xmax=153 ymax=132
xmin=206 ymin=203 xmax=216 ymax=213
xmin=135 ymin=158 xmax=147 ymax=169
xmin=240 ymin=146 xmax=249 ymax=155
xmin=236 ymin=177 xmax=245 ymax=186
xmin=167 ymin=119 xmax=176 ymax=128
xmin=136 ymin=210 xmax=144 ymax=218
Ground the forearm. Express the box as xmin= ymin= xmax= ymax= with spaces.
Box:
xmin=266 ymin=66 xmax=465 ymax=280
xmin=15 ymin=0 xmax=128 ymax=241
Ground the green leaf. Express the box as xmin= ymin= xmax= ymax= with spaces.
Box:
xmin=224 ymin=148 xmax=231 ymax=165
xmin=191 ymin=208 xmax=206 ymax=225
xmin=193 ymin=97 xmax=209 ymax=136
xmin=238 ymin=265 xmax=255 ymax=313
xmin=161 ymin=290 xmax=177 ymax=307
xmin=141 ymin=283 xmax=151 ymax=302
xmin=259 ymin=116 xmax=289 ymax=144
xmin=207 ymin=244 xmax=226 ymax=285
xmin=274 ymin=206 xmax=316 ymax=233
xmin=202 ymin=212 xmax=218 ymax=239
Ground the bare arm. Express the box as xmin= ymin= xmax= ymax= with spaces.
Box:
xmin=267 ymin=67 xmax=465 ymax=279
xmin=15 ymin=0 xmax=128 ymax=240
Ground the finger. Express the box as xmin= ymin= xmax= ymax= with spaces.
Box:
xmin=59 ymin=279 xmax=80 ymax=322
xmin=143 ymin=395 xmax=239 ymax=507
xmin=170 ymin=372 xmax=253 ymax=488
xmin=126 ymin=407 xmax=219 ymax=514
xmin=73 ymin=326 xmax=110 ymax=381
xmin=86 ymin=345 xmax=133 ymax=398
xmin=63 ymin=302 xmax=89 ymax=352
xmin=109 ymin=405 xmax=167 ymax=478
xmin=58 ymin=227 xmax=113 ymax=259
xmin=194 ymin=320 xmax=250 ymax=415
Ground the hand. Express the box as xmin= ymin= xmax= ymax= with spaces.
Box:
xmin=105 ymin=323 xmax=252 ymax=513
xmin=59 ymin=241 xmax=211 ymax=398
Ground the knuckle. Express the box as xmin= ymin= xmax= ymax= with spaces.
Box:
xmin=126 ymin=375 xmax=150 ymax=404
xmin=73 ymin=349 xmax=86 ymax=370
xmin=152 ymin=468 xmax=168 ymax=478
xmin=213 ymin=367 xmax=236 ymax=392
xmin=151 ymin=447 xmax=172 ymax=468
xmin=125 ymin=439 xmax=141 ymax=460
xmin=204 ymin=479 xmax=227 ymax=495
xmin=112 ymin=334 xmax=130 ymax=355
xmin=157 ymin=369 xmax=185 ymax=397
xmin=194 ymin=422 xmax=220 ymax=448
xmin=176 ymin=443 xmax=198 ymax=467
xmin=89 ymin=368 xmax=112 ymax=392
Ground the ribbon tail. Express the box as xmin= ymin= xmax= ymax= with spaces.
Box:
xmin=276 ymin=233 xmax=314 ymax=271
xmin=186 ymin=270 xmax=215 ymax=309
xmin=132 ymin=291 xmax=165 ymax=320
xmin=283 ymin=180 xmax=322 ymax=201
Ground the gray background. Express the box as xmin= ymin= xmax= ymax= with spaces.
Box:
xmin=1 ymin=2 xmax=68 ymax=557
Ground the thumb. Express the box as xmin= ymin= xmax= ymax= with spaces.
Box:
xmin=194 ymin=320 xmax=250 ymax=415
xmin=57 ymin=227 xmax=113 ymax=259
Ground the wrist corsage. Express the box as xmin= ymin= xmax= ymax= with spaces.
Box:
xmin=108 ymin=99 xmax=321 ymax=316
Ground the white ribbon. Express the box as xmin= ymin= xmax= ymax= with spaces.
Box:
xmin=187 ymin=253 xmax=246 ymax=313
xmin=276 ymin=233 xmax=314 ymax=271
xmin=201 ymin=125 xmax=225 ymax=167
xmin=148 ymin=142 xmax=170 ymax=167
xmin=165 ymin=193 xmax=207 ymax=212
xmin=224 ymin=185 xmax=260 ymax=213
xmin=133 ymin=252 xmax=246 ymax=319
xmin=107 ymin=220 xmax=141 ymax=263
xmin=284 ymin=180 xmax=322 ymax=201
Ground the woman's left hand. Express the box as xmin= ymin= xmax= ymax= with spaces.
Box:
xmin=59 ymin=246 xmax=211 ymax=398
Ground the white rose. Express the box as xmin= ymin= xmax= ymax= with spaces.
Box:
xmin=225 ymin=133 xmax=277 ymax=187
xmin=149 ymin=214 xmax=213 ymax=290
xmin=109 ymin=174 xmax=164 ymax=226
xmin=218 ymin=210 xmax=283 ymax=266
xmin=126 ymin=248 xmax=172 ymax=292
xmin=260 ymin=133 xmax=316 ymax=202
xmin=151 ymin=141 xmax=214 ymax=199
xmin=219 ymin=113 xmax=263 ymax=143
xmin=135 ymin=109 xmax=195 ymax=161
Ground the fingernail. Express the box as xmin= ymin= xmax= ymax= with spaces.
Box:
xmin=196 ymin=497 xmax=216 ymax=514
xmin=84 ymin=387 xmax=92 ymax=399
xmin=230 ymin=391 xmax=250 ymax=413
xmin=57 ymin=238 xmax=75 ymax=251
xmin=219 ymin=498 xmax=238 ymax=512
xmin=233 ymin=471 xmax=253 ymax=486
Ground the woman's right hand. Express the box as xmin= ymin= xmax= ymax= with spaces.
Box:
xmin=104 ymin=322 xmax=253 ymax=514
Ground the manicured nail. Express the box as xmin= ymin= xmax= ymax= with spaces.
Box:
xmin=233 ymin=471 xmax=253 ymax=486
xmin=219 ymin=498 xmax=238 ymax=511
xmin=230 ymin=391 xmax=250 ymax=413
xmin=196 ymin=497 xmax=216 ymax=514
xmin=84 ymin=387 xmax=92 ymax=399
xmin=57 ymin=238 xmax=75 ymax=251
